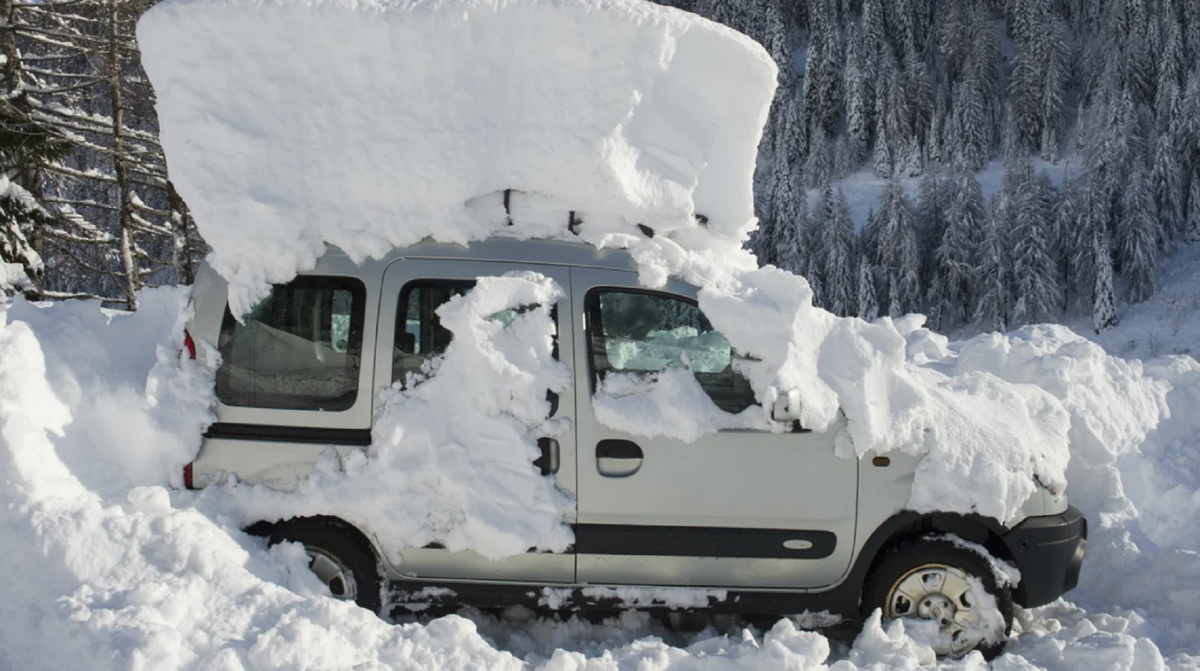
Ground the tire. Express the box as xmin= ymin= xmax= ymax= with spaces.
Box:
xmin=862 ymin=539 xmax=1014 ymax=660
xmin=268 ymin=518 xmax=384 ymax=615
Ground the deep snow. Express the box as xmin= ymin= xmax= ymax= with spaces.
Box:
xmin=1 ymin=0 xmax=1193 ymax=668
xmin=3 ymin=287 xmax=1200 ymax=670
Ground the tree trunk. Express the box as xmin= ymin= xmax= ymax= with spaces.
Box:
xmin=109 ymin=0 xmax=138 ymax=310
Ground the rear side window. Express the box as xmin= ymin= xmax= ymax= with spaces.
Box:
xmin=393 ymin=280 xmax=474 ymax=385
xmin=216 ymin=276 xmax=366 ymax=411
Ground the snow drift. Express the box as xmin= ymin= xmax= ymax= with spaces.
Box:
xmin=2 ymin=294 xmax=1197 ymax=669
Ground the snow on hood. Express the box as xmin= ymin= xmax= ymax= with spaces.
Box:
xmin=137 ymin=0 xmax=777 ymax=315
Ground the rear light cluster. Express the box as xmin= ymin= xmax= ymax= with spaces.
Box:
xmin=181 ymin=326 xmax=197 ymax=490
xmin=182 ymin=329 xmax=197 ymax=360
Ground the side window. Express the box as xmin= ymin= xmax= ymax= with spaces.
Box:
xmin=216 ymin=276 xmax=366 ymax=411
xmin=586 ymin=289 xmax=756 ymax=414
xmin=393 ymin=280 xmax=473 ymax=385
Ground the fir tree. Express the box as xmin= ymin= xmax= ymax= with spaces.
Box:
xmin=1119 ymin=166 xmax=1160 ymax=302
xmin=974 ymin=196 xmax=1010 ymax=332
xmin=1009 ymin=166 xmax=1060 ymax=325
xmin=1151 ymin=128 xmax=1184 ymax=249
xmin=821 ymin=186 xmax=857 ymax=317
xmin=1092 ymin=225 xmax=1119 ymax=332
xmin=0 ymin=99 xmax=71 ymax=296
xmin=857 ymin=255 xmax=879 ymax=320
xmin=845 ymin=21 xmax=874 ymax=168
xmin=1052 ymin=175 xmax=1081 ymax=309
xmin=877 ymin=179 xmax=920 ymax=316
xmin=938 ymin=167 xmax=984 ymax=325
xmin=1186 ymin=173 xmax=1200 ymax=242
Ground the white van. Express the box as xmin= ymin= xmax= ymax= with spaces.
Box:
xmin=184 ymin=237 xmax=1086 ymax=659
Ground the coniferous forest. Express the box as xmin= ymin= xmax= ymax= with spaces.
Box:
xmin=2 ymin=0 xmax=1199 ymax=334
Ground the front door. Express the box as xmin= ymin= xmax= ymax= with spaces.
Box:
xmin=571 ymin=267 xmax=858 ymax=589
xmin=374 ymin=258 xmax=577 ymax=583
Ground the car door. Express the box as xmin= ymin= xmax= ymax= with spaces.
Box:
xmin=373 ymin=258 xmax=577 ymax=583
xmin=571 ymin=267 xmax=858 ymax=589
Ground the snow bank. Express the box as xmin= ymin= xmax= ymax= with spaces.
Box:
xmin=214 ymin=272 xmax=575 ymax=561
xmin=0 ymin=291 xmax=1196 ymax=671
xmin=137 ymin=0 xmax=777 ymax=315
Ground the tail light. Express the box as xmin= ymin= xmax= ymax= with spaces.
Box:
xmin=182 ymin=329 xmax=197 ymax=360
xmin=183 ymin=462 xmax=195 ymax=490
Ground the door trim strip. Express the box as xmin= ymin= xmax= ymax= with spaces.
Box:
xmin=574 ymin=524 xmax=836 ymax=560
xmin=203 ymin=422 xmax=372 ymax=446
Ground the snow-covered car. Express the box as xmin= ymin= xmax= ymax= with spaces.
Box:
xmin=182 ymin=237 xmax=1087 ymax=659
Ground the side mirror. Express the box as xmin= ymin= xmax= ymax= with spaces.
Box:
xmin=772 ymin=388 xmax=803 ymax=423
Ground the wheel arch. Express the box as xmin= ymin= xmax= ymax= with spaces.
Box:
xmin=244 ymin=515 xmax=383 ymax=564
xmin=851 ymin=511 xmax=1016 ymax=606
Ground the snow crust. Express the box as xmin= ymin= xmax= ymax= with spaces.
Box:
xmin=137 ymin=0 xmax=776 ymax=315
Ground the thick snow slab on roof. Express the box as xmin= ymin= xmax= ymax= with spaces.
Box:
xmin=138 ymin=0 xmax=777 ymax=313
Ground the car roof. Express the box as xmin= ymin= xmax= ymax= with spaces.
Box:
xmin=325 ymin=236 xmax=640 ymax=273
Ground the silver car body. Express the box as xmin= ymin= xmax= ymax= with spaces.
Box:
xmin=187 ymin=238 xmax=1067 ymax=601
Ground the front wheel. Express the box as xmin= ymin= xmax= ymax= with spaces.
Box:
xmin=862 ymin=540 xmax=1013 ymax=659
xmin=268 ymin=518 xmax=384 ymax=615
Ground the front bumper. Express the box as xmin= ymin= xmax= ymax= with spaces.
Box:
xmin=1001 ymin=505 xmax=1087 ymax=608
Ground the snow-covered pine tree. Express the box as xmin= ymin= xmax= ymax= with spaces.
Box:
xmin=877 ymin=179 xmax=920 ymax=316
xmin=1157 ymin=12 xmax=1186 ymax=131
xmin=1009 ymin=165 xmax=1061 ymax=325
xmin=938 ymin=166 xmax=984 ymax=326
xmin=805 ymin=126 xmax=832 ymax=188
xmin=820 ymin=186 xmax=857 ymax=317
xmin=1151 ymin=127 xmax=1184 ymax=250
xmin=1037 ymin=11 xmax=1069 ymax=161
xmin=1092 ymin=224 xmax=1119 ymax=332
xmin=802 ymin=0 xmax=843 ymax=143
xmin=974 ymin=190 xmax=1013 ymax=332
xmin=1052 ymin=174 xmax=1081 ymax=309
xmin=802 ymin=199 xmax=825 ymax=308
xmin=1006 ymin=0 xmax=1043 ymax=157
xmin=0 ymin=99 xmax=72 ymax=297
xmin=873 ymin=116 xmax=893 ymax=178
xmin=916 ymin=170 xmax=950 ymax=290
xmin=1186 ymin=173 xmax=1200 ymax=242
xmin=857 ymin=255 xmax=879 ymax=320
xmin=1118 ymin=165 xmax=1160 ymax=302
xmin=844 ymin=20 xmax=873 ymax=168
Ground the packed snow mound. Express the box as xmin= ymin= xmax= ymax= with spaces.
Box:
xmin=2 ymin=293 xmax=1200 ymax=669
xmin=137 ymin=0 xmax=777 ymax=314
xmin=213 ymin=272 xmax=575 ymax=561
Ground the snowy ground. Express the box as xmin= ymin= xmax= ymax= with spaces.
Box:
xmin=3 ymin=283 xmax=1200 ymax=671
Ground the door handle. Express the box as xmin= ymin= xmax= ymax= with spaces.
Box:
xmin=535 ymin=437 xmax=559 ymax=475
xmin=596 ymin=440 xmax=642 ymax=459
xmin=596 ymin=439 xmax=643 ymax=478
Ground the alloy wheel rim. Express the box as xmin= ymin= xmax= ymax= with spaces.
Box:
xmin=305 ymin=546 xmax=358 ymax=602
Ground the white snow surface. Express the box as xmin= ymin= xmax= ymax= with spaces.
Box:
xmin=2 ymin=290 xmax=1199 ymax=669
xmin=137 ymin=0 xmax=777 ymax=316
